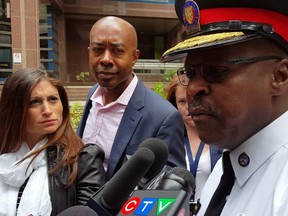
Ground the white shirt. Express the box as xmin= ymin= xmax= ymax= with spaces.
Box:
xmin=197 ymin=110 xmax=288 ymax=216
xmin=82 ymin=74 xmax=138 ymax=170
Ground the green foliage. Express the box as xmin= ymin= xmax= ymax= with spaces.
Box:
xmin=163 ymin=69 xmax=176 ymax=81
xmin=154 ymin=82 xmax=166 ymax=98
xmin=76 ymin=72 xmax=90 ymax=84
xmin=70 ymin=102 xmax=84 ymax=130
xmin=153 ymin=69 xmax=176 ymax=98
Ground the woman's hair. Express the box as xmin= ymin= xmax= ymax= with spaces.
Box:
xmin=166 ymin=75 xmax=189 ymax=136
xmin=166 ymin=75 xmax=180 ymax=108
xmin=0 ymin=68 xmax=83 ymax=185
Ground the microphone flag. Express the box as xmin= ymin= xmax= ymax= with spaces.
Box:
xmin=117 ymin=189 xmax=189 ymax=216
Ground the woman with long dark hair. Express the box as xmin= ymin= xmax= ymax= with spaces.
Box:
xmin=0 ymin=68 xmax=106 ymax=215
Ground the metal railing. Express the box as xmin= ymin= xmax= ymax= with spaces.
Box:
xmin=134 ymin=59 xmax=183 ymax=72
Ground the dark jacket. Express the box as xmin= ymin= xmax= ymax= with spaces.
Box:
xmin=77 ymin=80 xmax=186 ymax=180
xmin=47 ymin=143 xmax=106 ymax=215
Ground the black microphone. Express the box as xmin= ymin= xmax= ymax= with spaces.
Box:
xmin=57 ymin=205 xmax=99 ymax=216
xmin=156 ymin=166 xmax=195 ymax=192
xmin=137 ymin=138 xmax=169 ymax=189
xmin=158 ymin=167 xmax=202 ymax=215
xmin=117 ymin=167 xmax=195 ymax=216
xmin=86 ymin=146 xmax=155 ymax=216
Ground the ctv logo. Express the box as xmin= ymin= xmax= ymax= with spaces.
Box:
xmin=121 ymin=196 xmax=176 ymax=215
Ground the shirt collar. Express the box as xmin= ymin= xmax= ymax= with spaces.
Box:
xmin=230 ymin=110 xmax=288 ymax=187
xmin=91 ymin=73 xmax=138 ymax=106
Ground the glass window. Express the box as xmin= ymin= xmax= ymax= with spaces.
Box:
xmin=0 ymin=0 xmax=12 ymax=83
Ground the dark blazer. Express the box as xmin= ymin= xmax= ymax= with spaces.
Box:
xmin=77 ymin=80 xmax=186 ymax=179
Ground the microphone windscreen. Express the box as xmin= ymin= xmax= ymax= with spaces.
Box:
xmin=101 ymin=147 xmax=155 ymax=209
xmin=139 ymin=138 xmax=169 ymax=179
xmin=57 ymin=205 xmax=98 ymax=216
xmin=170 ymin=167 xmax=196 ymax=191
xmin=158 ymin=167 xmax=196 ymax=193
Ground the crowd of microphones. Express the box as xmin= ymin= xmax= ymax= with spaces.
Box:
xmin=58 ymin=138 xmax=199 ymax=216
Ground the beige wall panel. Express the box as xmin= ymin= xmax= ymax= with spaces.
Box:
xmin=25 ymin=50 xmax=39 ymax=67
xmin=11 ymin=17 xmax=22 ymax=49
xmin=25 ymin=18 xmax=38 ymax=50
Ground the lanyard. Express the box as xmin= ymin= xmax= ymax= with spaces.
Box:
xmin=185 ymin=137 xmax=205 ymax=177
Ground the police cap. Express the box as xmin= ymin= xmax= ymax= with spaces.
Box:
xmin=161 ymin=0 xmax=288 ymax=62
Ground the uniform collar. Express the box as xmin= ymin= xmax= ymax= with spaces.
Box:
xmin=230 ymin=110 xmax=288 ymax=187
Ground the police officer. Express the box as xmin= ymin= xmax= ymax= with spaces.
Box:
xmin=161 ymin=0 xmax=288 ymax=215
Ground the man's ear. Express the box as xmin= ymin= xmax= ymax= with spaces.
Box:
xmin=271 ymin=58 xmax=288 ymax=95
xmin=132 ymin=49 xmax=140 ymax=66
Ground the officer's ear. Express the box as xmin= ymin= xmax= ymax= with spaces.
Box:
xmin=271 ymin=58 xmax=288 ymax=95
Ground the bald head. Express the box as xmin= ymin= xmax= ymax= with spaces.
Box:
xmin=90 ymin=16 xmax=138 ymax=49
xmin=87 ymin=16 xmax=140 ymax=99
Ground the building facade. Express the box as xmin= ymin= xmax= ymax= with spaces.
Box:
xmin=0 ymin=0 xmax=183 ymax=85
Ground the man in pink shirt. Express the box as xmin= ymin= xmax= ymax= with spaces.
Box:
xmin=77 ymin=16 xmax=186 ymax=180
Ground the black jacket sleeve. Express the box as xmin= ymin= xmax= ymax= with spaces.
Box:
xmin=76 ymin=143 xmax=106 ymax=205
